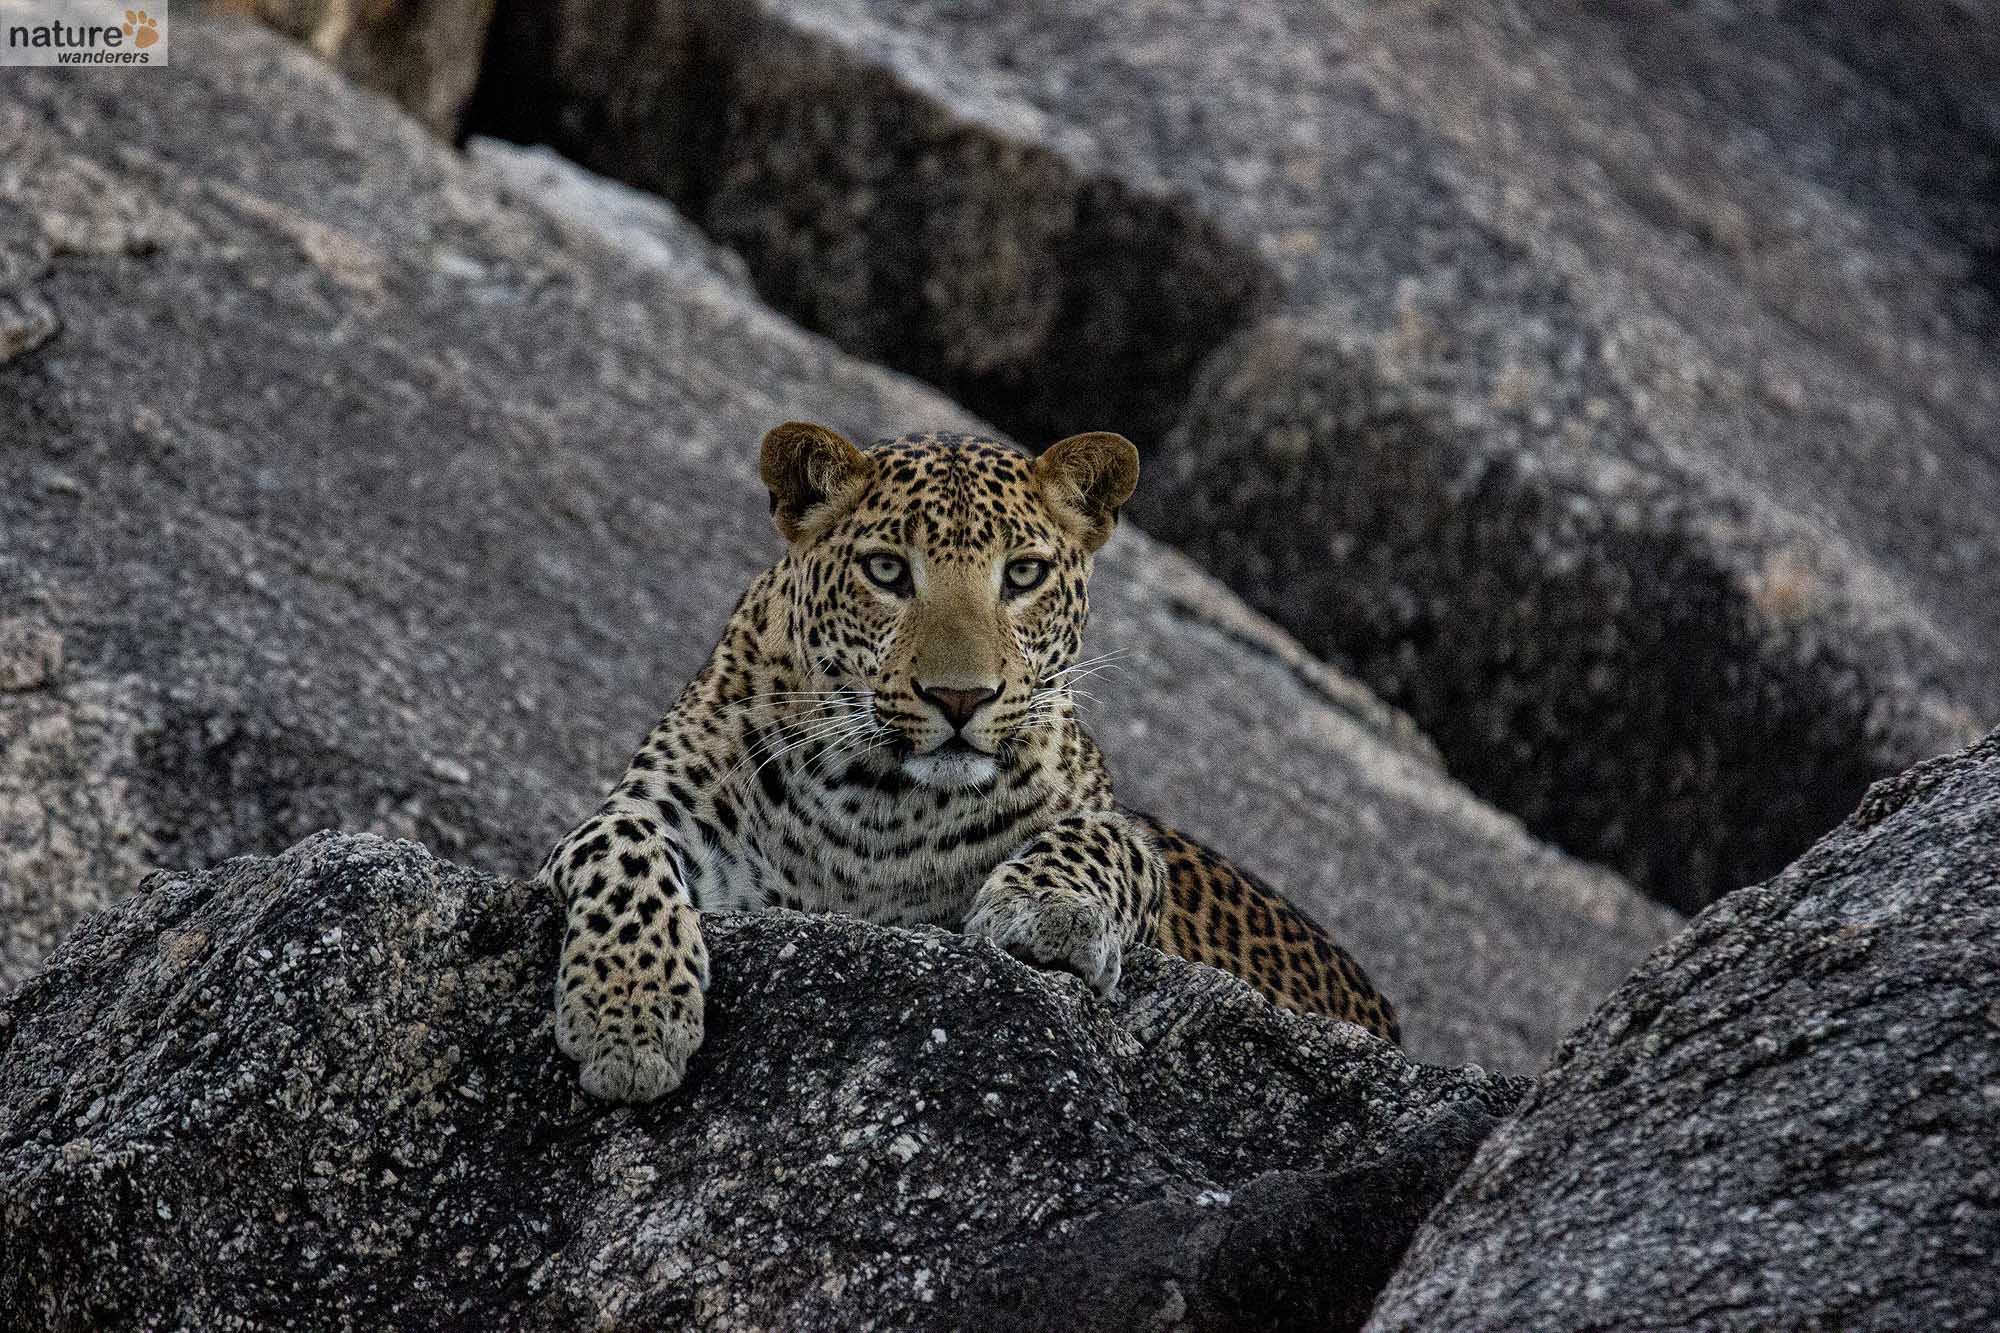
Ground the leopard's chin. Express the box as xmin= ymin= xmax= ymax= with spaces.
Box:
xmin=901 ymin=739 xmax=999 ymax=790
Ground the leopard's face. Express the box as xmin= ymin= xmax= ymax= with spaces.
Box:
xmin=764 ymin=428 xmax=1137 ymax=790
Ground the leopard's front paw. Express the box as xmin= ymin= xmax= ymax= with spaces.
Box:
xmin=554 ymin=897 xmax=709 ymax=1104
xmin=964 ymin=880 xmax=1123 ymax=998
xmin=585 ymin=998 xmax=702 ymax=1103
xmin=557 ymin=978 xmax=705 ymax=1103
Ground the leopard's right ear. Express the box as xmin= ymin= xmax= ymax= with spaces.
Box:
xmin=759 ymin=422 xmax=872 ymax=542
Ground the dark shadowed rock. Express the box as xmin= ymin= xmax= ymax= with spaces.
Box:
xmin=470 ymin=0 xmax=1277 ymax=454
xmin=1368 ymin=726 xmax=2000 ymax=1332
xmin=0 ymin=832 xmax=1524 ymax=1330
xmin=0 ymin=18 xmax=1679 ymax=1071
xmin=464 ymin=0 xmax=1999 ymax=911
xmin=1134 ymin=320 xmax=1925 ymax=913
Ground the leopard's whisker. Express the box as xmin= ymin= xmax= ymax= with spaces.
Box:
xmin=719 ymin=710 xmax=875 ymax=784
xmin=736 ymin=720 xmax=860 ymax=786
xmin=812 ymin=724 xmax=892 ymax=778
xmin=1050 ymin=663 xmax=1125 ymax=690
xmin=1048 ymin=651 xmax=1129 ymax=680
xmin=711 ymin=689 xmax=875 ymax=718
xmin=801 ymin=715 xmax=886 ymax=767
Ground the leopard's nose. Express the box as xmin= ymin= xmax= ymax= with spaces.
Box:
xmin=916 ymin=682 xmax=1001 ymax=731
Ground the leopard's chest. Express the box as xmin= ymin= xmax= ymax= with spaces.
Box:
xmin=685 ymin=749 xmax=1070 ymax=926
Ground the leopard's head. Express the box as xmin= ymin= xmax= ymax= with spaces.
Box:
xmin=761 ymin=423 xmax=1137 ymax=789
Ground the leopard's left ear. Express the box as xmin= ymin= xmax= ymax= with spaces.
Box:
xmin=760 ymin=421 xmax=873 ymax=542
xmin=1034 ymin=431 xmax=1139 ymax=552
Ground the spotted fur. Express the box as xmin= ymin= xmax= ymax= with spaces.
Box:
xmin=540 ymin=424 xmax=1398 ymax=1102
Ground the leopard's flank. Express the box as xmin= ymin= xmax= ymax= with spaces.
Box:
xmin=541 ymin=423 xmax=1399 ymax=1101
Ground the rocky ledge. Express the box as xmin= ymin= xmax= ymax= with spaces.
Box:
xmin=0 ymin=832 xmax=1522 ymax=1330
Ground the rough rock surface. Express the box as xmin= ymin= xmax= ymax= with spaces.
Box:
xmin=0 ymin=831 xmax=1525 ymax=1330
xmin=0 ymin=18 xmax=1678 ymax=1071
xmin=1369 ymin=726 xmax=2000 ymax=1332
xmin=466 ymin=0 xmax=1999 ymax=910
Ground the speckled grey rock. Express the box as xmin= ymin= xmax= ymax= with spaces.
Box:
xmin=1368 ymin=726 xmax=2000 ymax=1332
xmin=468 ymin=0 xmax=1999 ymax=911
xmin=0 ymin=832 xmax=1525 ymax=1330
xmin=0 ymin=18 xmax=1679 ymax=1071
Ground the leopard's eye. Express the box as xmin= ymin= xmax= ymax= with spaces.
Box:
xmin=861 ymin=552 xmax=911 ymax=593
xmin=1003 ymin=557 xmax=1052 ymax=596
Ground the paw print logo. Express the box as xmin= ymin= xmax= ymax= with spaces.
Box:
xmin=122 ymin=10 xmax=160 ymax=49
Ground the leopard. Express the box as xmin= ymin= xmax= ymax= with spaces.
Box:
xmin=540 ymin=422 xmax=1399 ymax=1102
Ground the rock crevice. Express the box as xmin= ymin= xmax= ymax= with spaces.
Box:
xmin=471 ymin=0 xmax=1279 ymax=453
